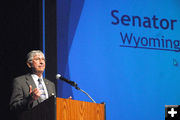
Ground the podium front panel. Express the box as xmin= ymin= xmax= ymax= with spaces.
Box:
xmin=56 ymin=98 xmax=105 ymax=120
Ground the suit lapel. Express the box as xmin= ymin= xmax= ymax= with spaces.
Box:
xmin=25 ymin=74 xmax=36 ymax=89
xmin=44 ymin=78 xmax=50 ymax=96
xmin=43 ymin=78 xmax=55 ymax=97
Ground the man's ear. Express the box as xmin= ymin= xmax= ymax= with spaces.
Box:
xmin=27 ymin=62 xmax=32 ymax=68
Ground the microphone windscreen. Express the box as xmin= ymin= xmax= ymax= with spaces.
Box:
xmin=56 ymin=74 xmax=61 ymax=79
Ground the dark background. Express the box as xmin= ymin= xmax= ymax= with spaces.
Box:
xmin=0 ymin=0 xmax=56 ymax=119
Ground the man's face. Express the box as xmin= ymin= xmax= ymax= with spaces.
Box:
xmin=31 ymin=53 xmax=45 ymax=74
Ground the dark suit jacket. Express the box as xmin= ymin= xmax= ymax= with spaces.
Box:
xmin=9 ymin=73 xmax=56 ymax=113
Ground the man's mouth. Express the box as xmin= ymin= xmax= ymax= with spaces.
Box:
xmin=38 ymin=66 xmax=44 ymax=68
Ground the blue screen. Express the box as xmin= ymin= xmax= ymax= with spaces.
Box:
xmin=56 ymin=0 xmax=180 ymax=119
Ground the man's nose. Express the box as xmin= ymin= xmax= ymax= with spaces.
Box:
xmin=39 ymin=59 xmax=45 ymax=64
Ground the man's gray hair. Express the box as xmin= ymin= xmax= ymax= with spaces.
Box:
xmin=27 ymin=50 xmax=45 ymax=63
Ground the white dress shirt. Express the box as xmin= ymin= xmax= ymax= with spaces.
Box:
xmin=31 ymin=74 xmax=49 ymax=99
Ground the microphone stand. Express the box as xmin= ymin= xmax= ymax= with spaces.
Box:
xmin=56 ymin=75 xmax=96 ymax=103
xmin=72 ymin=82 xmax=96 ymax=103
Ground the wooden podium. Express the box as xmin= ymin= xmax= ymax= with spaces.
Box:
xmin=19 ymin=96 xmax=106 ymax=120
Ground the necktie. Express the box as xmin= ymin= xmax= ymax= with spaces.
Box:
xmin=38 ymin=78 xmax=46 ymax=102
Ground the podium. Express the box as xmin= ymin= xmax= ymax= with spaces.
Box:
xmin=19 ymin=96 xmax=106 ymax=120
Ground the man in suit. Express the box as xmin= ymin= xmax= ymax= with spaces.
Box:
xmin=9 ymin=50 xmax=56 ymax=114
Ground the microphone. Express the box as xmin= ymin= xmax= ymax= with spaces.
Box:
xmin=56 ymin=74 xmax=79 ymax=89
xmin=56 ymin=74 xmax=96 ymax=103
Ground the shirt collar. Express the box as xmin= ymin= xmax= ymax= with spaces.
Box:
xmin=31 ymin=74 xmax=43 ymax=81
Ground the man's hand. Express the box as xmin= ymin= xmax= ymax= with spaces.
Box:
xmin=29 ymin=85 xmax=41 ymax=100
